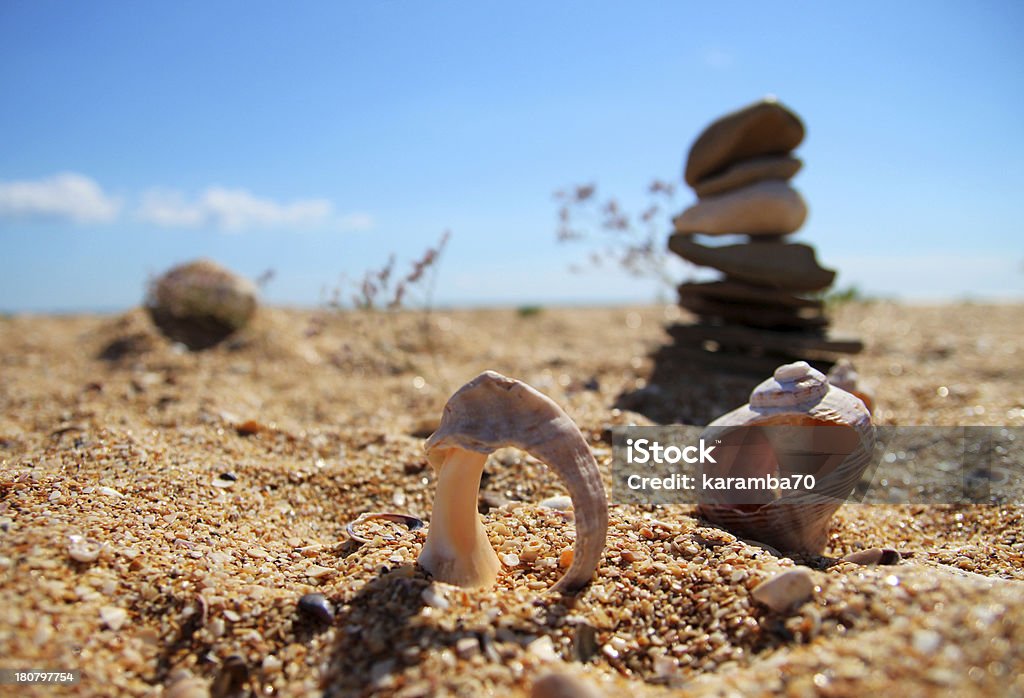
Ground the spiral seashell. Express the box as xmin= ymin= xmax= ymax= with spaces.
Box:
xmin=698 ymin=361 xmax=875 ymax=554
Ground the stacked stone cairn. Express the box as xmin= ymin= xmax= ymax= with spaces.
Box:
xmin=665 ymin=97 xmax=862 ymax=373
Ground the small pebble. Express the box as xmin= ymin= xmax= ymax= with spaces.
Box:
xmin=501 ymin=553 xmax=520 ymax=567
xmin=751 ymin=568 xmax=815 ymax=613
xmin=421 ymin=584 xmax=450 ymax=610
xmin=100 ymin=605 xmax=128 ymax=631
xmin=455 ymin=636 xmax=479 ymax=659
xmin=842 ymin=548 xmax=902 ymax=565
xmin=538 ymin=495 xmax=573 ymax=512
xmin=297 ymin=593 xmax=335 ymax=624
xmin=235 ymin=420 xmax=264 ymax=435
xmin=527 ymin=636 xmax=559 ymax=662
xmin=531 ymin=672 xmax=603 ymax=698
xmin=913 ymin=629 xmax=942 ymax=655
xmin=96 ymin=486 xmax=123 ymax=498
xmin=558 ymin=548 xmax=574 ymax=569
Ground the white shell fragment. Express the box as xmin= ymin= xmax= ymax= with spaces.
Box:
xmin=750 ymin=568 xmax=815 ymax=613
xmin=538 ymin=495 xmax=574 ymax=512
xmin=420 ymin=584 xmax=451 ymax=610
xmin=345 ymin=512 xmax=425 ymax=544
xmin=100 ymin=605 xmax=129 ymax=631
xmin=68 ymin=535 xmax=103 ymax=563
xmin=699 ymin=361 xmax=875 ymax=554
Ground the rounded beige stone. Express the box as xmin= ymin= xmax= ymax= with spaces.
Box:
xmin=674 ymin=180 xmax=808 ymax=236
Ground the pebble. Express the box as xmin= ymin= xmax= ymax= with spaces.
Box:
xmin=668 ymin=234 xmax=836 ymax=291
xmin=673 ymin=180 xmax=807 ymax=236
xmin=455 ymin=637 xmax=480 ymax=659
xmin=501 ymin=553 xmax=521 ymax=567
xmin=538 ymin=495 xmax=573 ymax=512
xmin=526 ymin=636 xmax=559 ymax=662
xmin=677 ymin=279 xmax=822 ymax=309
xmin=421 ymin=584 xmax=450 ymax=610
xmin=842 ymin=548 xmax=902 ymax=566
xmin=297 ymin=593 xmax=335 ymax=625
xmin=100 ymin=605 xmax=128 ymax=631
xmin=913 ymin=629 xmax=942 ymax=655
xmin=695 ymin=154 xmax=803 ymax=198
xmin=531 ymin=672 xmax=604 ymax=698
xmin=146 ymin=258 xmax=258 ymax=350
xmin=96 ymin=486 xmax=124 ymax=498
xmin=685 ymin=97 xmax=805 ymax=186
xmin=750 ymin=568 xmax=815 ymax=613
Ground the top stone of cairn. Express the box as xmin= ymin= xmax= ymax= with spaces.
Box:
xmin=684 ymin=97 xmax=805 ymax=187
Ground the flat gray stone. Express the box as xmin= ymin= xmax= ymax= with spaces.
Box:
xmin=668 ymin=323 xmax=864 ymax=356
xmin=673 ymin=180 xmax=807 ymax=236
xmin=685 ymin=98 xmax=805 ymax=187
xmin=678 ymin=293 xmax=828 ymax=330
xmin=677 ymin=280 xmax=823 ymax=309
xmin=694 ymin=155 xmax=802 ymax=199
xmin=668 ymin=234 xmax=835 ymax=291
xmin=655 ymin=341 xmax=827 ymax=377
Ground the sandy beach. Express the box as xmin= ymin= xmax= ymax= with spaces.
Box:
xmin=1 ymin=301 xmax=1022 ymax=697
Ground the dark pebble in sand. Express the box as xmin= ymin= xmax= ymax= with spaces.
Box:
xmin=841 ymin=548 xmax=902 ymax=566
xmin=297 ymin=593 xmax=335 ymax=624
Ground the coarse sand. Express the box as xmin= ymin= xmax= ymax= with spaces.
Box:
xmin=1 ymin=302 xmax=1021 ymax=697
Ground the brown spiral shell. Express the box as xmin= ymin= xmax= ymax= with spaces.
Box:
xmin=698 ymin=361 xmax=875 ymax=554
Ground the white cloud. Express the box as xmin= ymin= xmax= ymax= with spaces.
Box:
xmin=0 ymin=172 xmax=122 ymax=223
xmin=136 ymin=186 xmax=353 ymax=232
xmin=336 ymin=212 xmax=375 ymax=232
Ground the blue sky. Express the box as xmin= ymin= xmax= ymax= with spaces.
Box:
xmin=1 ymin=1 xmax=1022 ymax=312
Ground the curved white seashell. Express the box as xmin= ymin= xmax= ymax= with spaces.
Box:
xmin=698 ymin=361 xmax=875 ymax=554
xmin=420 ymin=371 xmax=608 ymax=592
